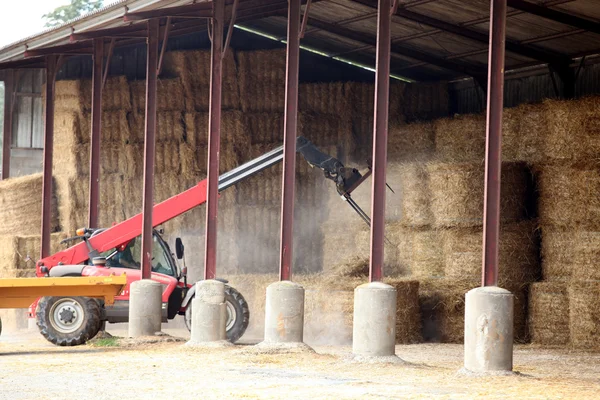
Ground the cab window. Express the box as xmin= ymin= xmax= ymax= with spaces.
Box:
xmin=106 ymin=235 xmax=175 ymax=277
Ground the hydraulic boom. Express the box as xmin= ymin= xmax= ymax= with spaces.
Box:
xmin=37 ymin=137 xmax=375 ymax=275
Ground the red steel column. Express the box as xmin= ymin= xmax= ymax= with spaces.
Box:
xmin=1 ymin=70 xmax=13 ymax=180
xmin=41 ymin=56 xmax=57 ymax=258
xmin=88 ymin=38 xmax=104 ymax=228
xmin=369 ymin=0 xmax=392 ymax=283
xmin=482 ymin=0 xmax=507 ymax=287
xmin=204 ymin=0 xmax=224 ymax=281
xmin=279 ymin=0 xmax=301 ymax=282
xmin=140 ymin=19 xmax=159 ymax=280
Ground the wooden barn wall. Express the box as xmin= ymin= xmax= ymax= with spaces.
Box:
xmin=449 ymin=61 xmax=600 ymax=115
xmin=56 ymin=28 xmax=375 ymax=83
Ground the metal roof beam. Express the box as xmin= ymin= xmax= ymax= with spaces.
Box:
xmin=306 ymin=17 xmax=483 ymax=77
xmin=351 ymin=0 xmax=569 ymax=66
xmin=24 ymin=41 xmax=94 ymax=57
xmin=507 ymin=0 xmax=600 ymax=35
xmin=70 ymin=24 xmax=149 ymax=41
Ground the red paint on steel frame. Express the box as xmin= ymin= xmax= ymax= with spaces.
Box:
xmin=88 ymin=38 xmax=104 ymax=229
xmin=36 ymin=180 xmax=209 ymax=274
xmin=369 ymin=0 xmax=392 ymax=283
xmin=204 ymin=0 xmax=225 ymax=281
xmin=482 ymin=0 xmax=507 ymax=287
xmin=140 ymin=19 xmax=159 ymax=280
xmin=41 ymin=56 xmax=57 ymax=259
xmin=1 ymin=69 xmax=14 ymax=180
xmin=279 ymin=0 xmax=301 ymax=282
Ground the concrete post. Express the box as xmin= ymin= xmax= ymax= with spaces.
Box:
xmin=264 ymin=281 xmax=305 ymax=343
xmin=188 ymin=280 xmax=226 ymax=344
xmin=352 ymin=282 xmax=397 ymax=357
xmin=464 ymin=286 xmax=514 ymax=373
xmin=128 ymin=279 xmax=162 ymax=337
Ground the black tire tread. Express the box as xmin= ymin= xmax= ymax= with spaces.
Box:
xmin=36 ymin=296 xmax=102 ymax=346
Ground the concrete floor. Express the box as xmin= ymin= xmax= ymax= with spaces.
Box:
xmin=1 ymin=326 xmax=599 ymax=400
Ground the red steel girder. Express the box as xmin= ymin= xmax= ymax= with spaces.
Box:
xmin=41 ymin=55 xmax=57 ymax=259
xmin=482 ymin=0 xmax=507 ymax=287
xmin=279 ymin=0 xmax=301 ymax=282
xmin=1 ymin=70 xmax=14 ymax=180
xmin=24 ymin=41 xmax=93 ymax=58
xmin=140 ymin=19 xmax=160 ymax=280
xmin=204 ymin=0 xmax=225 ymax=281
xmin=369 ymin=0 xmax=392 ymax=283
xmin=88 ymin=39 xmax=103 ymax=229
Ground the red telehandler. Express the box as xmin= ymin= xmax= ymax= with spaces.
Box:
xmin=30 ymin=137 xmax=374 ymax=346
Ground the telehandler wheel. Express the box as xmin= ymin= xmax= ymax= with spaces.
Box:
xmin=185 ymin=285 xmax=250 ymax=343
xmin=36 ymin=296 xmax=102 ymax=346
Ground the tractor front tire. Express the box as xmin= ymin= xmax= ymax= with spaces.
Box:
xmin=36 ymin=296 xmax=102 ymax=346
xmin=185 ymin=285 xmax=250 ymax=343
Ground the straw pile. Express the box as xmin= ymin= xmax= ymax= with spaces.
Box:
xmin=0 ymin=173 xmax=59 ymax=235
xmin=427 ymin=162 xmax=529 ymax=227
xmin=403 ymin=81 xmax=449 ymax=122
xmin=388 ymin=120 xmax=435 ymax=163
xmin=568 ymin=282 xmax=600 ymax=350
xmin=130 ymin=78 xmax=186 ymax=113
xmin=162 ymin=49 xmax=240 ymax=111
xmin=528 ymin=282 xmax=570 ymax=345
xmin=237 ymin=49 xmax=286 ymax=112
xmin=0 ymin=233 xmax=68 ymax=278
xmin=443 ymin=222 xmax=540 ymax=283
xmin=434 ymin=114 xmax=486 ymax=162
xmin=419 ymin=279 xmax=528 ymax=343
xmin=536 ymin=163 xmax=600 ymax=229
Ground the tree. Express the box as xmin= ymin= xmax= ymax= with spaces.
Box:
xmin=43 ymin=0 xmax=104 ymax=28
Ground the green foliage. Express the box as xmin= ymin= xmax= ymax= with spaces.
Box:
xmin=43 ymin=0 xmax=104 ymax=28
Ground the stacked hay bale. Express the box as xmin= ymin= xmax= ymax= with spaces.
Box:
xmin=528 ymin=96 xmax=600 ymax=349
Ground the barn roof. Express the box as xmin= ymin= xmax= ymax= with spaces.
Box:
xmin=1 ymin=0 xmax=599 ymax=82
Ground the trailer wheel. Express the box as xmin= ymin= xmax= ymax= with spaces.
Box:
xmin=36 ymin=296 xmax=101 ymax=346
xmin=184 ymin=285 xmax=250 ymax=343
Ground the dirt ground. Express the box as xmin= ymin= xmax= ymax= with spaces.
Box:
xmin=1 ymin=325 xmax=599 ymax=400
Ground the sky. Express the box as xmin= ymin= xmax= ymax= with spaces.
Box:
xmin=0 ymin=1 xmax=99 ymax=48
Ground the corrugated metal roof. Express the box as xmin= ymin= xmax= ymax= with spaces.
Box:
xmin=0 ymin=0 xmax=599 ymax=82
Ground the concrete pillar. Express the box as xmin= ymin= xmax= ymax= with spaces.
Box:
xmin=264 ymin=281 xmax=304 ymax=343
xmin=464 ymin=286 xmax=514 ymax=373
xmin=188 ymin=280 xmax=226 ymax=344
xmin=128 ymin=279 xmax=162 ymax=337
xmin=352 ymin=282 xmax=397 ymax=357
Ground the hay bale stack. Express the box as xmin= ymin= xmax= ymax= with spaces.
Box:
xmin=243 ymin=113 xmax=284 ymax=145
xmin=390 ymin=162 xmax=433 ymax=227
xmin=402 ymin=82 xmax=449 ymax=122
xmin=434 ymin=114 xmax=486 ymax=162
xmin=298 ymin=112 xmax=354 ymax=152
xmin=237 ymin=49 xmax=286 ymax=112
xmin=388 ymin=120 xmax=434 ymax=162
xmin=162 ymin=50 xmax=239 ymax=111
xmin=443 ymin=222 xmax=540 ymax=284
xmin=298 ymin=82 xmax=350 ymax=117
xmin=568 ymin=282 xmax=600 ymax=350
xmin=541 ymin=228 xmax=600 ymax=281
xmin=0 ymin=233 xmax=68 ymax=277
xmin=536 ymin=163 xmax=600 ymax=229
xmin=540 ymin=228 xmax=575 ymax=281
xmin=419 ymin=279 xmax=528 ymax=343
xmin=528 ymin=282 xmax=570 ymax=345
xmin=0 ymin=173 xmax=59 ymax=235
xmin=130 ymin=78 xmax=186 ymax=112
xmin=387 ymin=278 xmax=422 ymax=343
xmin=183 ymin=110 xmax=248 ymax=148
xmin=427 ymin=162 xmax=529 ymax=227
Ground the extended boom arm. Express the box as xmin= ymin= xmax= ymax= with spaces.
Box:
xmin=37 ymin=137 xmax=373 ymax=273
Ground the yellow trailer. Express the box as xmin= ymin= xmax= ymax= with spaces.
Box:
xmin=0 ymin=275 xmax=126 ymax=309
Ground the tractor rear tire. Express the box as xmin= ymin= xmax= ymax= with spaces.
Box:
xmin=184 ymin=285 xmax=250 ymax=343
xmin=36 ymin=296 xmax=102 ymax=346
